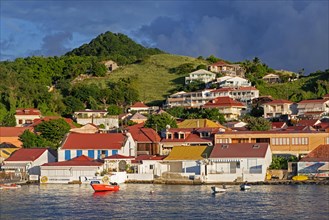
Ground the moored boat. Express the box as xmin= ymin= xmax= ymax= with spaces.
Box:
xmin=240 ymin=182 xmax=251 ymax=191
xmin=0 ymin=183 xmax=22 ymax=189
xmin=211 ymin=185 xmax=226 ymax=194
xmin=90 ymin=180 xmax=119 ymax=192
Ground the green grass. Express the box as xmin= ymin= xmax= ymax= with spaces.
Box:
xmin=82 ymin=54 xmax=208 ymax=105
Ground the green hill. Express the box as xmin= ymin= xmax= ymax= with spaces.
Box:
xmin=66 ymin=31 xmax=164 ymax=65
xmin=78 ymin=54 xmax=209 ymax=105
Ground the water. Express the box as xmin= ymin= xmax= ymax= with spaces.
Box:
xmin=0 ymin=184 xmax=328 ymax=219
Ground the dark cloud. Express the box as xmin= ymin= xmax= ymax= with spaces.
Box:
xmin=30 ymin=32 xmax=73 ymax=57
xmin=1 ymin=1 xmax=328 ymax=74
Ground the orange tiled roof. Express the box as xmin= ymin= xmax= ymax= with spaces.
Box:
xmin=300 ymin=145 xmax=329 ymax=162
xmin=5 ymin=148 xmax=48 ymax=161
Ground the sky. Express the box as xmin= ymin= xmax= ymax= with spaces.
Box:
xmin=1 ymin=0 xmax=328 ymax=74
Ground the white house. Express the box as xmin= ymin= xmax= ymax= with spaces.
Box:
xmin=216 ymin=76 xmax=251 ymax=88
xmin=57 ymin=132 xmax=136 ymax=161
xmin=15 ymin=108 xmax=42 ymax=127
xmin=185 ymin=69 xmax=216 ymax=85
xmin=73 ymin=109 xmax=119 ymax=128
xmin=206 ymin=143 xmax=272 ymax=182
xmin=40 ymin=155 xmax=104 ymax=184
xmin=2 ymin=148 xmax=56 ymax=176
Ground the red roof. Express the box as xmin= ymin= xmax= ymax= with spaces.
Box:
xmin=210 ymin=143 xmax=269 ymax=158
xmin=130 ymin=102 xmax=148 ymax=108
xmin=300 ymin=145 xmax=329 ymax=162
xmin=5 ymin=148 xmax=48 ymax=162
xmin=104 ymin=154 xmax=134 ymax=159
xmin=210 ymin=61 xmax=229 ymax=66
xmin=296 ymin=119 xmax=320 ymax=127
xmin=265 ymin=99 xmax=293 ymax=105
xmin=204 ymin=97 xmax=245 ymax=107
xmin=271 ymin=122 xmax=286 ymax=129
xmin=15 ymin=108 xmax=41 ymax=116
xmin=127 ymin=127 xmax=161 ymax=143
xmin=61 ymin=133 xmax=127 ymax=150
xmin=31 ymin=117 xmax=76 ymax=128
xmin=42 ymin=155 xmax=103 ymax=166
xmin=299 ymin=99 xmax=328 ymax=104
xmin=0 ymin=127 xmax=32 ymax=137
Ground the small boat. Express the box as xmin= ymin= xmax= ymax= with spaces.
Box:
xmin=240 ymin=183 xmax=251 ymax=191
xmin=0 ymin=183 xmax=22 ymax=189
xmin=90 ymin=180 xmax=119 ymax=192
xmin=292 ymin=175 xmax=308 ymax=181
xmin=211 ymin=186 xmax=226 ymax=194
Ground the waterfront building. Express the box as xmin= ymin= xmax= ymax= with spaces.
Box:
xmin=207 ymin=143 xmax=272 ymax=182
xmin=126 ymin=127 xmax=161 ymax=155
xmin=2 ymin=148 xmax=56 ymax=177
xmin=297 ymin=144 xmax=329 ymax=178
xmin=40 ymin=155 xmax=104 ymax=184
xmin=215 ymin=130 xmax=329 ymax=156
xmin=57 ymin=132 xmax=136 ymax=161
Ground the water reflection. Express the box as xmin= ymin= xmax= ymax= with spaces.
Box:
xmin=1 ymin=184 xmax=328 ymax=219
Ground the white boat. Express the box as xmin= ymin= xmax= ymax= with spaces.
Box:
xmin=240 ymin=183 xmax=251 ymax=191
xmin=211 ymin=186 xmax=226 ymax=193
xmin=0 ymin=183 xmax=22 ymax=189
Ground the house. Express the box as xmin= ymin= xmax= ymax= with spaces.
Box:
xmin=296 ymin=119 xmax=321 ymax=129
xmin=215 ymin=76 xmax=251 ymax=88
xmin=206 ymin=143 xmax=272 ymax=182
xmin=2 ymin=148 xmax=56 ymax=178
xmin=69 ymin=123 xmax=99 ymax=134
xmin=210 ymin=86 xmax=259 ymax=105
xmin=297 ymin=144 xmax=329 ymax=178
xmin=127 ymin=155 xmax=167 ymax=182
xmin=102 ymin=60 xmax=118 ymax=72
xmin=15 ymin=108 xmax=42 ymax=127
xmin=164 ymin=90 xmax=213 ymax=108
xmin=127 ymin=102 xmax=154 ymax=114
xmin=161 ymin=145 xmax=209 ymax=180
xmin=161 ymin=128 xmax=213 ymax=155
xmin=262 ymin=73 xmax=281 ymax=83
xmin=0 ymin=126 xmax=32 ymax=147
xmin=73 ymin=109 xmax=119 ymax=128
xmin=177 ymin=119 xmax=226 ymax=129
xmin=126 ymin=127 xmax=161 ymax=155
xmin=215 ymin=130 xmax=329 ymax=156
xmin=225 ymin=121 xmax=248 ymax=131
xmin=57 ymin=132 xmax=136 ymax=161
xmin=297 ymin=99 xmax=329 ymax=119
xmin=208 ymin=61 xmax=245 ymax=77
xmin=30 ymin=116 xmax=76 ymax=129
xmin=203 ymin=96 xmax=246 ymax=121
xmin=40 ymin=155 xmax=104 ymax=184
xmin=129 ymin=112 xmax=148 ymax=124
xmin=263 ymin=99 xmax=297 ymax=119
xmin=0 ymin=142 xmax=19 ymax=163
xmin=185 ymin=69 xmax=216 ymax=85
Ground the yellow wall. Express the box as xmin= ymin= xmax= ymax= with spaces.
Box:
xmin=215 ymin=131 xmax=329 ymax=155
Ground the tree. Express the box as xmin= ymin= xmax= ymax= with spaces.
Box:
xmin=19 ymin=130 xmax=50 ymax=148
xmin=35 ymin=119 xmax=71 ymax=149
xmin=244 ymin=116 xmax=271 ymax=131
xmin=1 ymin=112 xmax=16 ymax=127
xmin=269 ymin=155 xmax=298 ymax=170
xmin=107 ymin=105 xmax=123 ymax=115
xmin=170 ymin=63 xmax=195 ymax=75
xmin=202 ymin=108 xmax=225 ymax=124
xmin=144 ymin=114 xmax=177 ymax=132
xmin=166 ymin=107 xmax=185 ymax=118
xmin=63 ymin=96 xmax=85 ymax=116
xmin=206 ymin=55 xmax=220 ymax=64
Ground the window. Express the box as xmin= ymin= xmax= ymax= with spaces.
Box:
xmin=65 ymin=150 xmax=71 ymax=160
xmin=291 ymin=137 xmax=308 ymax=145
xmin=149 ymin=165 xmax=154 ymax=170
xmin=88 ymin=150 xmax=94 ymax=159
xmin=76 ymin=150 xmax=82 ymax=157
xmin=112 ymin=150 xmax=118 ymax=155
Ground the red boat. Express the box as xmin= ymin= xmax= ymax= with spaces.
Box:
xmin=90 ymin=180 xmax=119 ymax=192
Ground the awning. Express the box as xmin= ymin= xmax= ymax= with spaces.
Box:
xmin=1 ymin=162 xmax=28 ymax=169
xmin=210 ymin=159 xmax=240 ymax=162
xmin=318 ymin=163 xmax=329 ymax=171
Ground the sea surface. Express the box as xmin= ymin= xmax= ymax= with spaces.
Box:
xmin=0 ymin=184 xmax=328 ymax=219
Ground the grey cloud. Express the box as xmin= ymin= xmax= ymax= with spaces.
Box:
xmin=30 ymin=32 xmax=73 ymax=57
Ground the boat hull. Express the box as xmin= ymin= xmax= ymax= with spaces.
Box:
xmin=0 ymin=184 xmax=21 ymax=189
xmin=211 ymin=186 xmax=226 ymax=193
xmin=240 ymin=184 xmax=251 ymax=191
xmin=91 ymin=184 xmax=119 ymax=192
